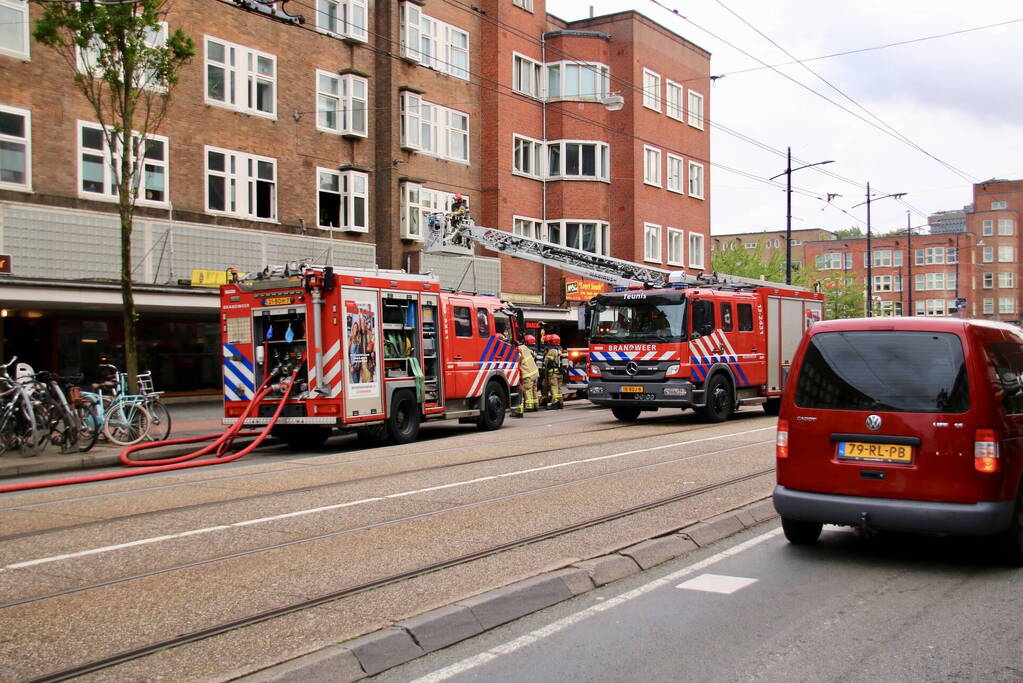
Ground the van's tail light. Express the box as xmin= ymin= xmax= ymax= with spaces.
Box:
xmin=776 ymin=419 xmax=789 ymax=459
xmin=974 ymin=429 xmax=1000 ymax=474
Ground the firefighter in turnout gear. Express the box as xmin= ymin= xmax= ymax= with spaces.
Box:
xmin=511 ymin=334 xmax=539 ymax=417
xmin=543 ymin=334 xmax=564 ymax=409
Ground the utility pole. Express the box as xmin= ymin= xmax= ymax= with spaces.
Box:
xmin=854 ymin=185 xmax=905 ymax=317
xmin=770 ymin=148 xmax=834 ymax=285
xmin=906 ymin=211 xmax=913 ymax=316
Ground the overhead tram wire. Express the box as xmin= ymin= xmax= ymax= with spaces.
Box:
xmin=270 ymin=0 xmax=851 ymax=215
xmin=713 ymin=0 xmax=979 ymax=184
xmin=647 ymin=0 xmax=980 ymax=184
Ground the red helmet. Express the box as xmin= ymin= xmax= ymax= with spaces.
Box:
xmin=524 ymin=334 xmax=536 ymax=345
xmin=546 ymin=334 xmax=561 ymax=346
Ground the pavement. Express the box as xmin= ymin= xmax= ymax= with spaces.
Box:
xmin=0 ymin=399 xmax=226 ymax=479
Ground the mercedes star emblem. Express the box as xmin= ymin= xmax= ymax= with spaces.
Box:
xmin=625 ymin=361 xmax=639 ymax=376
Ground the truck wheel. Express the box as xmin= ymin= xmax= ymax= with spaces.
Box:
xmin=388 ymin=391 xmax=421 ymax=444
xmin=476 ymin=381 xmax=507 ymax=431
xmin=611 ymin=407 xmax=641 ymax=422
xmin=699 ymin=374 xmax=733 ymax=423
xmin=280 ymin=426 xmax=332 ymax=450
xmin=994 ymin=487 xmax=1023 ymax=566
xmin=782 ymin=517 xmax=822 ymax=545
xmin=763 ymin=398 xmax=781 ymax=415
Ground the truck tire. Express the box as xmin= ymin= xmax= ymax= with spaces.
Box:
xmin=279 ymin=426 xmax=332 ymax=450
xmin=476 ymin=381 xmax=507 ymax=431
xmin=388 ymin=390 xmax=421 ymax=444
xmin=699 ymin=374 xmax=733 ymax=423
xmin=611 ymin=407 xmax=641 ymax=422
xmin=763 ymin=398 xmax=781 ymax=415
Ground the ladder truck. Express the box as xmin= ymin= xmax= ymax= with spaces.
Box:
xmin=426 ymin=212 xmax=824 ymax=422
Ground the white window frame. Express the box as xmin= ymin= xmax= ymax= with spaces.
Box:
xmin=644 ymin=222 xmax=662 ymax=263
xmin=643 ymin=146 xmax=661 ymax=187
xmin=983 ymin=219 xmax=994 ymax=236
xmin=400 ymin=91 xmax=421 ymax=149
xmin=983 ymin=272 xmax=994 ymax=289
xmin=317 ymin=0 xmax=367 ymax=42
xmin=0 ymin=0 xmax=30 ymax=61
xmin=546 ymin=140 xmax=609 ymax=181
xmin=546 ymin=61 xmax=610 ymax=101
xmin=78 ymin=120 xmax=169 ymax=207
xmin=999 ymin=272 xmax=1016 ymax=289
xmin=687 ymin=160 xmax=704 ymax=199
xmin=401 ymin=94 xmax=470 ymax=163
xmin=688 ymin=232 xmax=705 ymax=269
xmin=999 ymin=218 xmax=1015 ymax=235
xmin=666 ymin=154 xmax=684 ymax=194
xmin=512 ymin=134 xmax=543 ymax=179
xmin=687 ymin=89 xmax=705 ymax=129
xmin=315 ymin=70 xmax=367 ymax=137
xmin=205 ymin=36 xmax=277 ymax=118
xmin=642 ymin=68 xmax=661 ymax=111
xmin=512 ymin=52 xmax=543 ymax=98
xmin=999 ymin=297 xmax=1016 ymax=314
xmin=204 ymin=145 xmax=277 ymax=221
xmin=80 ymin=21 xmax=169 ymax=92
xmin=983 ymin=298 xmax=995 ymax=315
xmin=999 ymin=245 xmax=1015 ymax=263
xmin=401 ymin=182 xmax=462 ymax=241
xmin=992 ymin=200 xmax=1007 ymax=209
xmin=513 ymin=215 xmax=542 ymax=240
xmin=915 ymin=246 xmax=946 ymax=265
xmin=544 ymin=219 xmax=609 ymax=256
xmin=665 ymin=79 xmax=683 ymax=121
xmin=512 ymin=0 xmax=533 ymax=10
xmin=317 ymin=167 xmax=368 ymax=232
xmin=402 ymin=6 xmax=470 ymax=80
xmin=667 ymin=227 xmax=684 ymax=266
xmin=983 ymin=246 xmax=994 ymax=263
xmin=0 ymin=104 xmax=31 ymax=191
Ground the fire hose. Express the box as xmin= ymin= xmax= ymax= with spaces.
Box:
xmin=0 ymin=365 xmax=301 ymax=494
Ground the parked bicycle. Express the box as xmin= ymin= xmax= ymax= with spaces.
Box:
xmin=0 ymin=357 xmax=43 ymax=457
xmin=33 ymin=370 xmax=99 ymax=453
xmin=77 ymin=367 xmax=170 ymax=446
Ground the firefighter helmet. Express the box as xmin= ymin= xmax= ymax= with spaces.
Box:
xmin=525 ymin=334 xmax=536 ymax=345
xmin=546 ymin=334 xmax=561 ymax=346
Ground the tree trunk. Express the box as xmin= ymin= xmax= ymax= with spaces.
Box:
xmin=120 ymin=203 xmax=139 ymax=395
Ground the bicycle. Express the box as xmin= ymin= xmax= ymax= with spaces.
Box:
xmin=78 ymin=371 xmax=152 ymax=447
xmin=137 ymin=371 xmax=172 ymax=441
xmin=34 ymin=371 xmax=99 ymax=453
xmin=0 ymin=357 xmax=43 ymax=457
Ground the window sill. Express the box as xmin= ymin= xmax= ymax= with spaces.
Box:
xmin=341 ymin=132 xmax=367 ymax=140
xmin=643 ymin=181 xmax=662 ymax=189
xmin=78 ymin=192 xmax=170 ymax=210
xmin=401 ymin=234 xmax=425 ymax=242
xmin=644 ymin=257 xmax=662 ymax=265
xmin=320 ymin=226 xmax=369 ymax=234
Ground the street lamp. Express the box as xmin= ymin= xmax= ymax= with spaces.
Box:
xmin=769 ymin=147 xmax=834 ymax=285
xmin=853 ymin=183 xmax=905 ymax=317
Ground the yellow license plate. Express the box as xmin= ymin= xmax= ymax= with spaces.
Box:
xmin=838 ymin=441 xmax=912 ymax=463
xmin=621 ymin=385 xmax=644 ymax=393
xmin=263 ymin=296 xmax=293 ymax=306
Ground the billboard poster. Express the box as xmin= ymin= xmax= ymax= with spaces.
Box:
xmin=344 ymin=297 xmax=380 ymax=399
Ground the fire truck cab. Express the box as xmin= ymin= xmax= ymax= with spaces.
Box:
xmin=585 ymin=278 xmax=823 ymax=422
xmin=220 ymin=264 xmax=523 ymax=448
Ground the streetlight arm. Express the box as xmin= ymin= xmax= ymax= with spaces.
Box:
xmin=768 ymin=158 xmax=834 ymax=182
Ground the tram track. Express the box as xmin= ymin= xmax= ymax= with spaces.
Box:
xmin=0 ymin=414 xmax=771 ymax=542
xmin=24 ymin=465 xmax=776 ymax=683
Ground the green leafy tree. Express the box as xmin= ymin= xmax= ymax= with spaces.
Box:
xmin=810 ymin=271 xmax=865 ymax=319
xmin=33 ymin=0 xmax=194 ymax=391
xmin=710 ymin=241 xmax=814 ymax=287
xmin=833 ymin=227 xmax=864 ymax=238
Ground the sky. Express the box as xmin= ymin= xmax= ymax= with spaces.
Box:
xmin=544 ymin=0 xmax=1023 ymax=237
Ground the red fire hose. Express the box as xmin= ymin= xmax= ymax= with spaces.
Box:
xmin=0 ymin=368 xmax=300 ymax=494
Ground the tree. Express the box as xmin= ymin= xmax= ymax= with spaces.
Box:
xmin=710 ymin=241 xmax=815 ymax=287
xmin=33 ymin=0 xmax=194 ymax=391
xmin=833 ymin=227 xmax=863 ymax=238
xmin=812 ymin=271 xmax=865 ymax=319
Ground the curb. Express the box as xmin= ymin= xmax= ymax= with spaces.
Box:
xmin=242 ymin=497 xmax=780 ymax=682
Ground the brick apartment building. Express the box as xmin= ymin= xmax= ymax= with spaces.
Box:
xmin=0 ymin=0 xmax=712 ymax=391
xmin=769 ymin=179 xmax=1020 ymax=322
xmin=711 ymin=228 xmax=836 ymax=271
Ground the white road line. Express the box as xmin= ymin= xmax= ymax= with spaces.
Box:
xmin=412 ymin=528 xmax=783 ymax=683
xmin=676 ymin=573 xmax=757 ymax=594
xmin=2 ymin=426 xmax=773 ymax=572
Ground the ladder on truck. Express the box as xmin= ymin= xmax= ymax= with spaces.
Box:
xmin=424 ymin=212 xmax=785 ymax=291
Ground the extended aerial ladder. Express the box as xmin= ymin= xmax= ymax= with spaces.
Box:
xmin=424 ymin=211 xmax=781 ymax=290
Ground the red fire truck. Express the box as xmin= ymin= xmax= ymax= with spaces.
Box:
xmin=220 ymin=264 xmax=523 ymax=448
xmin=425 ymin=212 xmax=823 ymax=423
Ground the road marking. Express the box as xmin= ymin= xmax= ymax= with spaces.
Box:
xmin=411 ymin=527 xmax=783 ymax=683
xmin=2 ymin=426 xmax=773 ymax=572
xmin=676 ymin=573 xmax=757 ymax=594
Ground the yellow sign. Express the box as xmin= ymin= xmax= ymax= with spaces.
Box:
xmin=564 ymin=278 xmax=606 ymax=301
xmin=263 ymin=296 xmax=294 ymax=306
xmin=191 ymin=269 xmax=230 ymax=287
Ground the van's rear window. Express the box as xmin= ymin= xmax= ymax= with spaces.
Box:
xmin=795 ymin=331 xmax=969 ymax=413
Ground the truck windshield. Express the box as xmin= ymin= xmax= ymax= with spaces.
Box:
xmin=589 ymin=300 xmax=686 ymax=343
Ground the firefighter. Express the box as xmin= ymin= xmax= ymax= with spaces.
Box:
xmin=542 ymin=333 xmax=564 ymax=410
xmin=511 ymin=334 xmax=539 ymax=417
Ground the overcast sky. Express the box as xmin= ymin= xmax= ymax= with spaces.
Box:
xmin=545 ymin=0 xmax=1023 ymax=237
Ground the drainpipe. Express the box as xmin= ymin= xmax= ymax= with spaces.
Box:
xmin=541 ymin=32 xmax=549 ymax=305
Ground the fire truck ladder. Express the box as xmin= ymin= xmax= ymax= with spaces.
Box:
xmin=424 ymin=213 xmax=681 ymax=288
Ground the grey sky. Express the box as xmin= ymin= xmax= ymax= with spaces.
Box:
xmin=545 ymin=0 xmax=1023 ymax=236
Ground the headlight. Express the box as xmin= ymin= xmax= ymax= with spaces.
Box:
xmin=665 ymin=364 xmax=680 ymax=376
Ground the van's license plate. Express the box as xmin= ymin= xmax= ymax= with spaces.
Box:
xmin=620 ymin=385 xmax=644 ymax=393
xmin=838 ymin=441 xmax=912 ymax=463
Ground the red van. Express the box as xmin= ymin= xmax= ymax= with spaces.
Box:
xmin=774 ymin=317 xmax=1023 ymax=564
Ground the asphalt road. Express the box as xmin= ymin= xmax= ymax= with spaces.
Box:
xmin=379 ymin=523 xmax=1023 ymax=683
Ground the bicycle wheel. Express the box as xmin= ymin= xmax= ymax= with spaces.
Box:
xmin=17 ymin=393 xmax=43 ymax=457
xmin=144 ymin=400 xmax=172 ymax=441
xmin=51 ymin=404 xmax=80 ymax=454
xmin=103 ymin=402 xmax=151 ymax=446
xmin=75 ymin=398 xmax=100 ymax=453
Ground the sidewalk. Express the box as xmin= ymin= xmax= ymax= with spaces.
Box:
xmin=0 ymin=402 xmax=227 ymax=479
